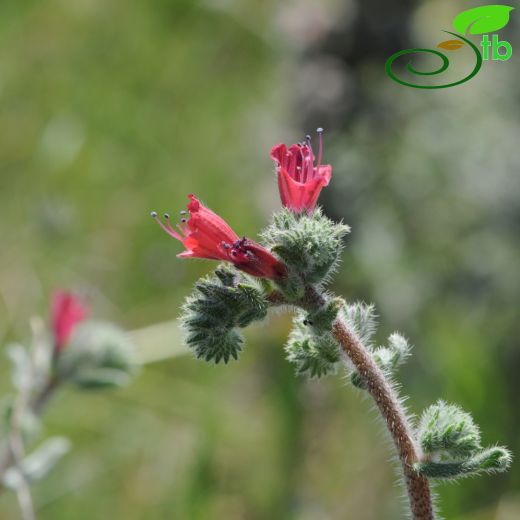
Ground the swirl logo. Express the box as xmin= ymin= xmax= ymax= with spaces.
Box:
xmin=386 ymin=5 xmax=514 ymax=89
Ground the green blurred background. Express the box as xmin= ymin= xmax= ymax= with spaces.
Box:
xmin=0 ymin=0 xmax=519 ymax=518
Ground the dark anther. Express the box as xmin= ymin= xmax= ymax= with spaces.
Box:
xmin=181 ymin=218 xmax=187 ymax=223
xmin=164 ymin=213 xmax=170 ymax=219
xmin=180 ymin=210 xmax=187 ymax=215
xmin=234 ymin=237 xmax=247 ymax=249
xmin=150 ymin=211 xmax=158 ymax=218
xmin=303 ymin=319 xmax=313 ymax=326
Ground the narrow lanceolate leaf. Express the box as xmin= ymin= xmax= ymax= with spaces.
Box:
xmin=2 ymin=437 xmax=71 ymax=488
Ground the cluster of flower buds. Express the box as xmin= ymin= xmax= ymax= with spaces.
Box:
xmin=181 ymin=265 xmax=268 ymax=363
xmin=50 ymin=291 xmax=137 ymax=389
xmin=414 ymin=401 xmax=512 ymax=479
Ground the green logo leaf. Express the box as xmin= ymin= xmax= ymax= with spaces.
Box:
xmin=453 ymin=5 xmax=514 ymax=35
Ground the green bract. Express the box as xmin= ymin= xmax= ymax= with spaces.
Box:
xmin=261 ymin=208 xmax=350 ymax=293
xmin=418 ymin=401 xmax=481 ymax=459
xmin=342 ymin=303 xmax=411 ymax=388
xmin=415 ymin=401 xmax=512 ymax=479
xmin=285 ymin=311 xmax=341 ymax=378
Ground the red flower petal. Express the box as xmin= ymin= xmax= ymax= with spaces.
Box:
xmin=271 ymin=130 xmax=332 ymax=213
xmin=152 ymin=195 xmax=285 ymax=280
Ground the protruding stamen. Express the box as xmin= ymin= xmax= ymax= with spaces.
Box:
xmin=299 ymin=136 xmax=313 ymax=183
xmin=161 ymin=213 xmax=179 ymax=234
xmin=297 ymin=145 xmax=306 ymax=183
xmin=304 ymin=135 xmax=314 ymax=182
xmin=181 ymin=218 xmax=187 ymax=223
xmin=177 ymin=222 xmax=189 ymax=235
xmin=316 ymin=127 xmax=324 ymax=170
xmin=151 ymin=211 xmax=182 ymax=240
xmin=180 ymin=210 xmax=187 ymax=215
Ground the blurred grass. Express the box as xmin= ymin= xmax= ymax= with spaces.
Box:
xmin=1 ymin=0 xmax=520 ymax=519
xmin=131 ymin=320 xmax=185 ymax=364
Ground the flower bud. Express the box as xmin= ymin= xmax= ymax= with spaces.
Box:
xmin=417 ymin=401 xmax=481 ymax=459
xmin=181 ymin=266 xmax=269 ymax=363
xmin=50 ymin=291 xmax=88 ymax=353
xmin=286 ymin=312 xmax=341 ymax=378
xmin=55 ymin=321 xmax=137 ymax=389
xmin=413 ymin=400 xmax=511 ymax=480
xmin=261 ymin=208 xmax=350 ymax=292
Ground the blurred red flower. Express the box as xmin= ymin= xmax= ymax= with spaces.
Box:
xmin=51 ymin=291 xmax=88 ymax=352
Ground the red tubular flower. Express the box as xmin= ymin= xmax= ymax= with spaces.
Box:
xmin=51 ymin=291 xmax=88 ymax=352
xmin=271 ymin=128 xmax=332 ymax=213
xmin=152 ymin=195 xmax=286 ymax=280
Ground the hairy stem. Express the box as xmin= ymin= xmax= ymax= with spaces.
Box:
xmin=0 ymin=377 xmax=60 ymax=496
xmin=332 ymin=319 xmax=434 ymax=519
xmin=302 ymin=286 xmax=434 ymax=520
